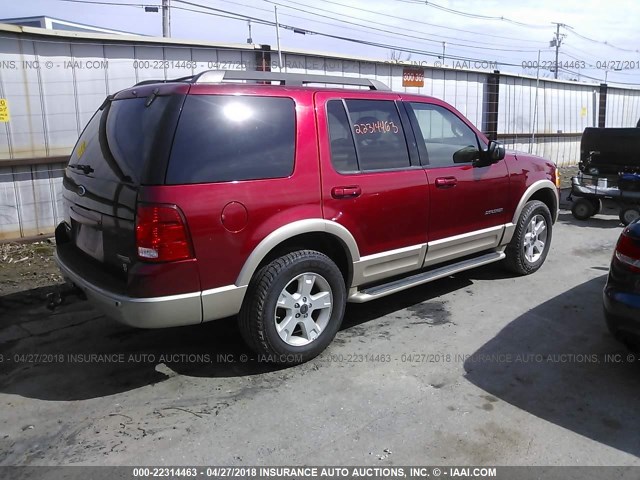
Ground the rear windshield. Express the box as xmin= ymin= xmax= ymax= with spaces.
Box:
xmin=69 ymin=95 xmax=180 ymax=184
xmin=166 ymin=95 xmax=296 ymax=184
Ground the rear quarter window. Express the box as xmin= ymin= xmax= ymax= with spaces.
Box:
xmin=166 ymin=95 xmax=296 ymax=184
xmin=69 ymin=95 xmax=182 ymax=184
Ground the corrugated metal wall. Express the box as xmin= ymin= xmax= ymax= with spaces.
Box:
xmin=0 ymin=162 xmax=65 ymax=239
xmin=496 ymin=76 xmax=599 ymax=165
xmin=606 ymin=87 xmax=640 ymax=128
xmin=1 ymin=26 xmax=639 ymax=240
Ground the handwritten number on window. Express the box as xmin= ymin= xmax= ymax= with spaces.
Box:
xmin=353 ymin=121 xmax=399 ymax=135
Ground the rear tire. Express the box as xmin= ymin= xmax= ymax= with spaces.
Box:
xmin=238 ymin=250 xmax=346 ymax=364
xmin=571 ymin=198 xmax=595 ymax=220
xmin=619 ymin=205 xmax=640 ymax=226
xmin=504 ymin=200 xmax=552 ymax=275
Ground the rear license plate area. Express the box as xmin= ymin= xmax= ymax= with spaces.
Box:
xmin=74 ymin=222 xmax=104 ymax=262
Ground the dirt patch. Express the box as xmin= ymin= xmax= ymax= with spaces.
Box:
xmin=559 ymin=165 xmax=579 ymax=189
xmin=0 ymin=240 xmax=63 ymax=297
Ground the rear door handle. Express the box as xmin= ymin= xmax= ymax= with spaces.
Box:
xmin=331 ymin=186 xmax=361 ymax=199
xmin=435 ymin=176 xmax=457 ymax=188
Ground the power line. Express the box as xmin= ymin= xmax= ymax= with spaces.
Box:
xmin=315 ymin=0 xmax=543 ymax=44
xmin=216 ymin=0 xmax=528 ymax=57
xmin=212 ymin=0 xmax=545 ymax=63
xmin=172 ymin=5 xmax=262 ymax=23
xmin=172 ymin=0 xmax=529 ymax=66
xmin=564 ymin=25 xmax=640 ymax=54
xmin=263 ymin=0 xmax=543 ymax=52
xmin=412 ymin=0 xmax=549 ymax=29
xmin=407 ymin=0 xmax=639 ymax=55
xmin=219 ymin=0 xmax=556 ymax=64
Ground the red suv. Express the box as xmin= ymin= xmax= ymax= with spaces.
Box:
xmin=55 ymin=70 xmax=560 ymax=363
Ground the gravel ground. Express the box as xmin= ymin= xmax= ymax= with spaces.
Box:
xmin=0 ymin=240 xmax=63 ymax=297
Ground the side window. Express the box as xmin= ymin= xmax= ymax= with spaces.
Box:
xmin=166 ymin=95 xmax=295 ymax=184
xmin=345 ymin=100 xmax=411 ymax=171
xmin=408 ymin=103 xmax=479 ymax=168
xmin=327 ymin=101 xmax=358 ymax=173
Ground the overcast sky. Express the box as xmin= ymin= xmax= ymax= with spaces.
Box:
xmin=3 ymin=0 xmax=640 ymax=85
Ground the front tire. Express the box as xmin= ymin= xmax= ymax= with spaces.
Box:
xmin=571 ymin=198 xmax=595 ymax=220
xmin=238 ymin=250 xmax=346 ymax=364
xmin=504 ymin=200 xmax=552 ymax=275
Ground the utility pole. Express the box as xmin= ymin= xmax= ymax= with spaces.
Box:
xmin=274 ymin=6 xmax=283 ymax=71
xmin=550 ymin=22 xmax=566 ymax=79
xmin=442 ymin=42 xmax=446 ymax=65
xmin=162 ymin=0 xmax=171 ymax=38
xmin=531 ymin=49 xmax=541 ymax=153
xmin=247 ymin=20 xmax=253 ymax=44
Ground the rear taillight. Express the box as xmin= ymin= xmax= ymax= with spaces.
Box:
xmin=614 ymin=229 xmax=640 ymax=273
xmin=135 ymin=204 xmax=193 ymax=262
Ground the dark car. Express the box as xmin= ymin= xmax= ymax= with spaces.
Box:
xmin=604 ymin=218 xmax=640 ymax=344
xmin=55 ymin=70 xmax=559 ymax=363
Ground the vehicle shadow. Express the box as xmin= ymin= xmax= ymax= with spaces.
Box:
xmin=463 ymin=275 xmax=640 ymax=458
xmin=557 ymin=211 xmax=623 ymax=229
xmin=0 ymin=274 xmax=473 ymax=401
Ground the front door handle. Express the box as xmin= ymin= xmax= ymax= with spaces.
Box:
xmin=332 ymin=186 xmax=361 ymax=199
xmin=435 ymin=176 xmax=457 ymax=189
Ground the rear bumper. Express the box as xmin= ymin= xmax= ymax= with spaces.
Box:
xmin=55 ymin=252 xmax=246 ymax=328
xmin=603 ymin=285 xmax=640 ymax=336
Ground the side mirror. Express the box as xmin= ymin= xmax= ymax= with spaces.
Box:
xmin=488 ymin=140 xmax=506 ymax=161
xmin=453 ymin=146 xmax=480 ymax=164
xmin=473 ymin=140 xmax=505 ymax=167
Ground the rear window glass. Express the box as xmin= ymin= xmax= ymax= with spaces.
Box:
xmin=106 ymin=97 xmax=171 ymax=179
xmin=344 ymin=99 xmax=411 ymax=171
xmin=69 ymin=95 xmax=178 ymax=184
xmin=166 ymin=95 xmax=296 ymax=184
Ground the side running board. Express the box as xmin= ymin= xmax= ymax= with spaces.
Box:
xmin=348 ymin=251 xmax=505 ymax=303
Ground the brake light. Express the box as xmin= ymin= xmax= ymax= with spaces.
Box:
xmin=135 ymin=204 xmax=193 ymax=262
xmin=614 ymin=229 xmax=640 ymax=273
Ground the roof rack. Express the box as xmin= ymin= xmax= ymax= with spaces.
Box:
xmin=133 ymin=74 xmax=195 ymax=87
xmin=194 ymin=70 xmax=389 ymax=90
xmin=134 ymin=70 xmax=390 ymax=90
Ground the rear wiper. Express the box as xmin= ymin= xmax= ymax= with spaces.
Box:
xmin=145 ymin=88 xmax=160 ymax=107
xmin=68 ymin=164 xmax=95 ymax=174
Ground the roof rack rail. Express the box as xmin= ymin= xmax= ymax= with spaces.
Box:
xmin=133 ymin=74 xmax=195 ymax=86
xmin=192 ymin=70 xmax=390 ymax=91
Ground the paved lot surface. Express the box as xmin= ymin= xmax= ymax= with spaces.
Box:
xmin=1 ymin=197 xmax=640 ymax=467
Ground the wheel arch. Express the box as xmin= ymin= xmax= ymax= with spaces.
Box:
xmin=511 ymin=180 xmax=559 ymax=225
xmin=235 ymin=219 xmax=360 ymax=287
xmin=502 ymin=180 xmax=558 ymax=245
